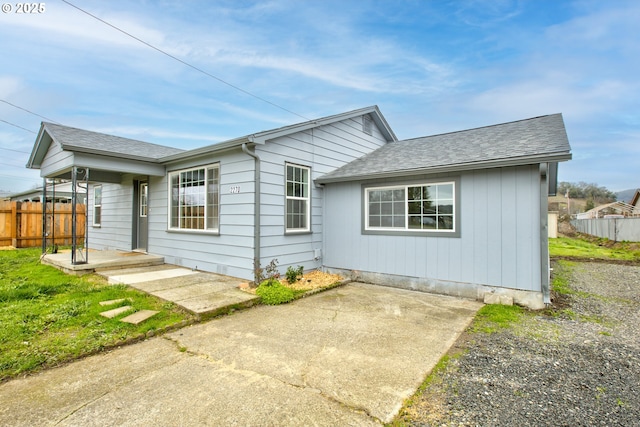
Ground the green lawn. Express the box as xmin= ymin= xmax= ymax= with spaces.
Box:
xmin=0 ymin=248 xmax=194 ymax=381
xmin=549 ymin=236 xmax=640 ymax=262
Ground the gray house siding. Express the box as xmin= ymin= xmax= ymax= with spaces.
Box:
xmin=322 ymin=165 xmax=542 ymax=303
xmin=88 ymin=178 xmax=134 ymax=251
xmin=40 ymin=139 xmax=74 ymax=178
xmin=256 ymin=115 xmax=389 ymax=273
xmin=146 ymin=149 xmax=256 ymax=279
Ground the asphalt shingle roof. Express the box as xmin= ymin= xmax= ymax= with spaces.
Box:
xmin=43 ymin=122 xmax=184 ymax=161
xmin=317 ymin=113 xmax=571 ymax=183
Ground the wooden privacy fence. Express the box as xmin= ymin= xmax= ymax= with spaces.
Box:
xmin=0 ymin=201 xmax=85 ymax=248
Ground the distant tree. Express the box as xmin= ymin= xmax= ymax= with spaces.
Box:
xmin=584 ymin=198 xmax=595 ymax=211
xmin=557 ymin=181 xmax=616 ymax=203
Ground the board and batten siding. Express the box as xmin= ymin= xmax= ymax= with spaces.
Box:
xmin=256 ymin=115 xmax=389 ymax=273
xmin=146 ymin=149 xmax=256 ymax=279
xmin=87 ymin=178 xmax=134 ymax=251
xmin=322 ymin=165 xmax=542 ymax=298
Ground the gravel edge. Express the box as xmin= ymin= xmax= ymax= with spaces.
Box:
xmin=395 ymin=260 xmax=640 ymax=427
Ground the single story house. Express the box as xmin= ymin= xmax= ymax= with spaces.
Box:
xmin=27 ymin=106 xmax=571 ymax=308
xmin=9 ymin=181 xmax=85 ymax=203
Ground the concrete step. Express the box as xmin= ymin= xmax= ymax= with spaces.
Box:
xmin=120 ymin=310 xmax=159 ymax=325
xmin=100 ymin=305 xmax=133 ymax=318
xmin=97 ymin=264 xmax=181 ymax=278
xmin=106 ymin=267 xmax=199 ymax=285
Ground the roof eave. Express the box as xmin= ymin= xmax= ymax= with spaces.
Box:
xmin=61 ymin=145 xmax=165 ymax=163
xmin=250 ymin=105 xmax=396 ymax=143
xmin=26 ymin=123 xmax=50 ymax=169
xmin=316 ymin=152 xmax=572 ymax=184
xmin=159 ymin=106 xmax=397 ymax=164
xmin=159 ymin=137 xmax=250 ymax=163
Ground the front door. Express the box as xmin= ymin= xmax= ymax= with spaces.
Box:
xmin=135 ymin=181 xmax=148 ymax=251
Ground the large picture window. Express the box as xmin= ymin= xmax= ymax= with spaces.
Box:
xmin=169 ymin=164 xmax=219 ymax=231
xmin=285 ymin=163 xmax=310 ymax=232
xmin=365 ymin=181 xmax=456 ymax=233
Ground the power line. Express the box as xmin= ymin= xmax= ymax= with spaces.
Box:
xmin=0 ymin=146 xmax=31 ymax=154
xmin=61 ymin=0 xmax=311 ymax=122
xmin=0 ymin=100 xmax=59 ymax=124
xmin=0 ymin=173 xmax=40 ymax=181
xmin=0 ymin=119 xmax=37 ymax=134
xmin=0 ymin=161 xmax=30 ymax=168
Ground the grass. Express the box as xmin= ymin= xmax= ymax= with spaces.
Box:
xmin=0 ymin=248 xmax=194 ymax=382
xmin=549 ymin=236 xmax=640 ymax=262
xmin=470 ymin=303 xmax=524 ymax=334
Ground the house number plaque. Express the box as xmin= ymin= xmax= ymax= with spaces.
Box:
xmin=229 ymin=185 xmax=241 ymax=194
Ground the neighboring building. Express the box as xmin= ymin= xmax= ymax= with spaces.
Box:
xmin=8 ymin=181 xmax=86 ymax=203
xmin=26 ymin=106 xmax=571 ymax=308
xmin=631 ymin=189 xmax=640 ymax=215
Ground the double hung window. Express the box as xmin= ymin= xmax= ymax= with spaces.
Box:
xmin=285 ymin=163 xmax=310 ymax=232
xmin=169 ymin=164 xmax=220 ymax=231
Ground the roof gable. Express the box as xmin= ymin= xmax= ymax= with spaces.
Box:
xmin=160 ymin=105 xmax=396 ymax=162
xmin=317 ymin=114 xmax=572 ymax=183
xmin=27 ymin=122 xmax=184 ymax=168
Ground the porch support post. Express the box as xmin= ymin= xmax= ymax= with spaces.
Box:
xmin=71 ymin=167 xmax=89 ymax=265
xmin=41 ymin=178 xmax=47 ymax=254
xmin=71 ymin=168 xmax=78 ymax=264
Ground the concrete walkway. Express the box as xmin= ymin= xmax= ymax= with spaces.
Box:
xmin=0 ymin=283 xmax=482 ymax=426
xmin=42 ymin=250 xmax=259 ymax=318
xmin=99 ymin=265 xmax=259 ymax=318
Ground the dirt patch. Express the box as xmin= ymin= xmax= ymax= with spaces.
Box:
xmin=557 ymin=220 xmax=578 ymax=237
xmin=240 ymin=270 xmax=345 ymax=295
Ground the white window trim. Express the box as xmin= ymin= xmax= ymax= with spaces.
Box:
xmin=167 ymin=164 xmax=220 ymax=233
xmin=285 ymin=163 xmax=311 ymax=233
xmin=92 ymin=185 xmax=102 ymax=227
xmin=364 ymin=180 xmax=457 ymax=234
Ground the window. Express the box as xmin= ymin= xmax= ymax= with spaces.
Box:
xmin=139 ymin=183 xmax=148 ymax=217
xmin=169 ymin=164 xmax=219 ymax=231
xmin=285 ymin=163 xmax=310 ymax=232
xmin=93 ymin=185 xmax=102 ymax=227
xmin=365 ymin=181 xmax=456 ymax=233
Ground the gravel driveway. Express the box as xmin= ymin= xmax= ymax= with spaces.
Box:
xmin=398 ymin=261 xmax=640 ymax=426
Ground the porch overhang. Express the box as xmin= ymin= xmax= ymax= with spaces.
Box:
xmin=27 ymin=123 xmax=168 ymax=183
xmin=33 ymin=152 xmax=165 ymax=183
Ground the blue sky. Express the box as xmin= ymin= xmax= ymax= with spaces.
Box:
xmin=0 ymin=0 xmax=638 ymax=195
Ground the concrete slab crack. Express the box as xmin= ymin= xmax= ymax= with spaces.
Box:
xmin=162 ymin=336 xmax=383 ymax=424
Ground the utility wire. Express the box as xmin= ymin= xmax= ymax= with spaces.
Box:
xmin=0 ymin=99 xmax=59 ymax=124
xmin=0 ymin=161 xmax=30 ymax=168
xmin=0 ymin=173 xmax=40 ymax=181
xmin=0 ymin=119 xmax=37 ymax=134
xmin=61 ymin=0 xmax=312 ymax=123
xmin=0 ymin=146 xmax=31 ymax=154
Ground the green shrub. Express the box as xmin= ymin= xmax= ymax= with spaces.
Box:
xmin=256 ymin=280 xmax=296 ymax=305
xmin=285 ymin=265 xmax=304 ymax=284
